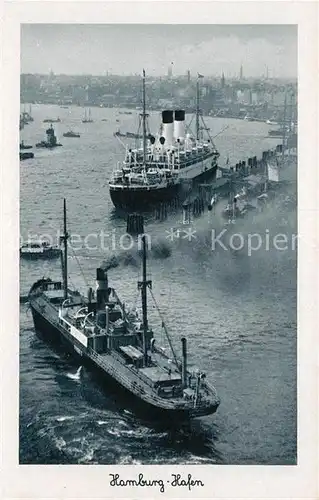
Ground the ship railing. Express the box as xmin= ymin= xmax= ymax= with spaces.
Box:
xmin=203 ymin=380 xmax=219 ymax=399
xmin=88 ymin=349 xmax=137 ymax=390
xmin=88 ymin=348 xmax=154 ymax=397
xmin=110 ymin=349 xmax=155 ymax=390
xmin=90 ymin=345 xmax=181 ymax=396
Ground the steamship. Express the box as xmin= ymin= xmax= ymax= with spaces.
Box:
xmin=36 ymin=124 xmax=62 ymax=149
xmin=28 ymin=200 xmax=220 ymax=419
xmin=109 ymin=71 xmax=220 ymax=210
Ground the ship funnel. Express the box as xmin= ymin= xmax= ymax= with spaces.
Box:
xmin=96 ymin=267 xmax=109 ymax=309
xmin=162 ymin=110 xmax=173 ymax=147
xmin=181 ymin=337 xmax=188 ymax=388
xmin=174 ymin=110 xmax=185 ymax=141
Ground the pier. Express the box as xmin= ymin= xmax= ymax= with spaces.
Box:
xmin=148 ymin=141 xmax=293 ymax=222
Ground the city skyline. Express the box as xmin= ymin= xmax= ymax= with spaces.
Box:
xmin=21 ymin=24 xmax=297 ymax=78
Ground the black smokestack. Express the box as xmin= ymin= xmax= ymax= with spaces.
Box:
xmin=174 ymin=110 xmax=186 ymax=141
xmin=174 ymin=110 xmax=185 ymax=122
xmin=96 ymin=267 xmax=109 ymax=309
xmin=162 ymin=110 xmax=173 ymax=124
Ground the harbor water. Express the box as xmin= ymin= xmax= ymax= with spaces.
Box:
xmin=20 ymin=105 xmax=297 ymax=464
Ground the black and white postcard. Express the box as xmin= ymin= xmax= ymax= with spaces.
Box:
xmin=0 ymin=1 xmax=318 ymax=499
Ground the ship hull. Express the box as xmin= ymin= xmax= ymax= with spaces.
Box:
xmin=20 ymin=152 xmax=34 ymax=160
xmin=30 ymin=304 xmax=218 ymax=420
xmin=109 ymin=183 xmax=180 ymax=210
xmin=109 ymin=165 xmax=218 ymax=210
xmin=20 ymin=250 xmax=61 ymax=260
xmin=176 ymin=157 xmax=218 ymax=181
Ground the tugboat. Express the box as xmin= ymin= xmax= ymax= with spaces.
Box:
xmin=63 ymin=130 xmax=81 ymax=138
xmin=43 ymin=117 xmax=61 ymax=123
xmin=28 ymin=200 xmax=220 ymax=419
xmin=109 ymin=71 xmax=220 ymax=210
xmin=20 ymin=240 xmax=61 ymax=259
xmin=36 ymin=124 xmax=62 ymax=149
xmin=20 ymin=140 xmax=33 ymax=150
xmin=20 ymin=151 xmax=34 ymax=160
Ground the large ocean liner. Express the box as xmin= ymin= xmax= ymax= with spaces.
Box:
xmin=28 ymin=201 xmax=220 ymax=419
xmin=109 ymin=71 xmax=220 ymax=210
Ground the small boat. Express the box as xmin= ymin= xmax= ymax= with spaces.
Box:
xmin=20 ymin=240 xmax=61 ymax=259
xmin=20 ymin=113 xmax=30 ymax=127
xmin=43 ymin=118 xmax=61 ymax=123
xmin=82 ymin=108 xmax=93 ymax=123
xmin=21 ymin=106 xmax=34 ymax=124
xmin=36 ymin=124 xmax=62 ymax=148
xmin=101 ymin=119 xmax=108 ymax=122
xmin=63 ymin=131 xmax=80 ymax=138
xmin=268 ymin=129 xmax=285 ymax=137
xmin=20 ymin=151 xmax=34 ymax=160
xmin=20 ymin=141 xmax=33 ymax=150
xmin=114 ymin=130 xmax=149 ymax=140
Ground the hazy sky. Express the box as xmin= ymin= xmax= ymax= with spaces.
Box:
xmin=21 ymin=24 xmax=297 ymax=78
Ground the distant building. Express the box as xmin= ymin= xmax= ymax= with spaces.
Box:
xmin=251 ymin=91 xmax=258 ymax=105
xmin=221 ymin=72 xmax=225 ymax=88
xmin=167 ymin=63 xmax=173 ymax=79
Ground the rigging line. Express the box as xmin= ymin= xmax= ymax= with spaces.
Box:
xmin=199 ymin=114 xmax=216 ymax=145
xmin=114 ymin=134 xmax=127 ymax=150
xmin=185 ymin=114 xmax=194 ymax=135
xmin=69 ymin=244 xmax=89 ymax=288
xmin=148 ymin=288 xmax=181 ymax=373
xmin=212 ymin=125 xmax=229 ymax=141
xmin=67 ymin=273 xmax=76 ymax=291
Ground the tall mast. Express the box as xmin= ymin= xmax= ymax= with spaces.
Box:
xmin=138 ymin=234 xmax=152 ymax=367
xmin=281 ymin=92 xmax=287 ymax=161
xmin=61 ymin=198 xmax=69 ymax=299
xmin=196 ymin=77 xmax=200 ymax=141
xmin=288 ymin=91 xmax=294 ymax=159
xmin=142 ymin=69 xmax=147 ymax=167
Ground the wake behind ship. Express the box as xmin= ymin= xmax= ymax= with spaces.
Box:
xmin=28 ymin=201 xmax=220 ymax=420
xmin=109 ymin=71 xmax=220 ymax=210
